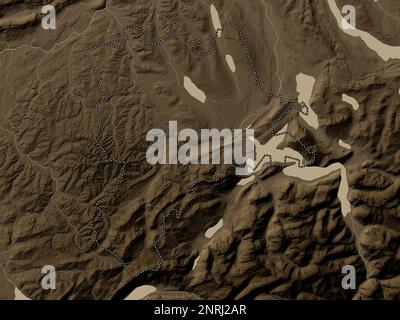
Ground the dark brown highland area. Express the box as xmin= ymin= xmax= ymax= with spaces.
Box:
xmin=0 ymin=0 xmax=399 ymax=300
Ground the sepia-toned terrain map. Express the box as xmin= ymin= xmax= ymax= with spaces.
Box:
xmin=0 ymin=0 xmax=399 ymax=300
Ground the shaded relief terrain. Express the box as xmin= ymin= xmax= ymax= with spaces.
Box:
xmin=0 ymin=0 xmax=399 ymax=300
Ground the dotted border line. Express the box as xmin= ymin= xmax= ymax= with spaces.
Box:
xmin=84 ymin=22 xmax=316 ymax=279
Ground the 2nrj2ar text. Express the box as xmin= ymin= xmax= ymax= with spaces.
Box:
xmin=154 ymin=304 xmax=247 ymax=318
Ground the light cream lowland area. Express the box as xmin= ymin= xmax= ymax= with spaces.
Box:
xmin=210 ymin=4 xmax=222 ymax=38
xmin=192 ymin=256 xmax=200 ymax=270
xmin=14 ymin=288 xmax=30 ymax=300
xmin=251 ymin=124 xmax=304 ymax=171
xmin=124 ymin=285 xmax=157 ymax=300
xmin=283 ymin=163 xmax=351 ymax=217
xmin=237 ymin=126 xmax=351 ymax=216
xmin=238 ymin=124 xmax=304 ymax=185
xmin=184 ymin=76 xmax=206 ymax=103
xmin=296 ymin=73 xmax=319 ymax=129
xmin=238 ymin=174 xmax=255 ymax=185
xmin=339 ymin=139 xmax=351 ymax=150
xmin=205 ymin=218 xmax=223 ymax=238
xmin=210 ymin=4 xmax=237 ymax=72
xmin=342 ymin=93 xmax=359 ymax=110
xmin=327 ymin=0 xmax=400 ymax=61
xmin=225 ymin=55 xmax=236 ymax=72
